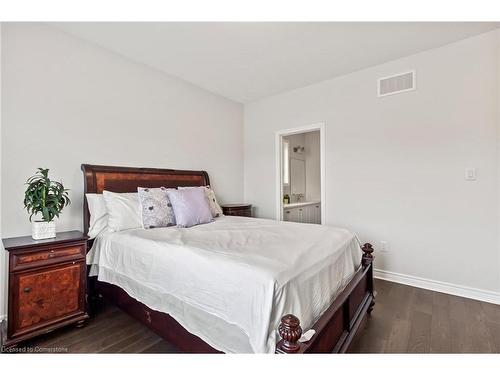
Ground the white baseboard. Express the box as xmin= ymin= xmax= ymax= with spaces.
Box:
xmin=374 ymin=268 xmax=500 ymax=305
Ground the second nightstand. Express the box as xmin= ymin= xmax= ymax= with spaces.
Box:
xmin=221 ymin=204 xmax=253 ymax=217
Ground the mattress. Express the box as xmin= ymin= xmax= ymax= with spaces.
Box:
xmin=87 ymin=216 xmax=362 ymax=353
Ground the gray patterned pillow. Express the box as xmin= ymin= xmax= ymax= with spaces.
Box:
xmin=137 ymin=187 xmax=176 ymax=229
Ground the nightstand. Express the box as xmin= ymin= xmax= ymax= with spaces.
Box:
xmin=2 ymin=230 xmax=89 ymax=347
xmin=221 ymin=204 xmax=253 ymax=217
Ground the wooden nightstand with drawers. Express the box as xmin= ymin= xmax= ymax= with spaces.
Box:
xmin=2 ymin=231 xmax=89 ymax=347
xmin=221 ymin=203 xmax=253 ymax=217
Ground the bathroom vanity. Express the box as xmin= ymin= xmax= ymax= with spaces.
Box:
xmin=283 ymin=201 xmax=321 ymax=224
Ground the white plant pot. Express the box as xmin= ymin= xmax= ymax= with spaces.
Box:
xmin=32 ymin=220 xmax=56 ymax=240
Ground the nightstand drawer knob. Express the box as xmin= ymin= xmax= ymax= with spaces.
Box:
xmin=23 ymin=287 xmax=31 ymax=293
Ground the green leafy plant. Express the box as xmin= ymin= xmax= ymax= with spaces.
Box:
xmin=24 ymin=168 xmax=71 ymax=222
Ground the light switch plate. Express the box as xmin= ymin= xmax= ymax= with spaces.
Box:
xmin=465 ymin=168 xmax=477 ymax=181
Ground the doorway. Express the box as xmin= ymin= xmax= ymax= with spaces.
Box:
xmin=275 ymin=123 xmax=325 ymax=224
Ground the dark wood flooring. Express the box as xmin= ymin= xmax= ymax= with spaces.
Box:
xmin=23 ymin=303 xmax=179 ymax=354
xmin=21 ymin=279 xmax=500 ymax=353
xmin=349 ymin=279 xmax=500 ymax=353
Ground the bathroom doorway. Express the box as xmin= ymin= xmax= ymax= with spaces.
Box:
xmin=275 ymin=123 xmax=325 ymax=224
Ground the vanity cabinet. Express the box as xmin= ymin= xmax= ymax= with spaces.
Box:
xmin=305 ymin=203 xmax=321 ymax=224
xmin=283 ymin=208 xmax=300 ymax=222
xmin=283 ymin=202 xmax=321 ymax=224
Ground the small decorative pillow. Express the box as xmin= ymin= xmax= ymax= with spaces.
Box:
xmin=167 ymin=188 xmax=213 ymax=228
xmin=137 ymin=187 xmax=176 ymax=229
xmin=179 ymin=186 xmax=223 ymax=218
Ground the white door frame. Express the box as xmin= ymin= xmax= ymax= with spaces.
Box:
xmin=275 ymin=122 xmax=326 ymax=223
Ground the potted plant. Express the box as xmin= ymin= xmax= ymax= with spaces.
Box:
xmin=24 ymin=168 xmax=71 ymax=240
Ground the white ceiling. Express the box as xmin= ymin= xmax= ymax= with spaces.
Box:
xmin=51 ymin=22 xmax=499 ymax=103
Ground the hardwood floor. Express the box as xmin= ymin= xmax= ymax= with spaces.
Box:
xmin=348 ymin=279 xmax=500 ymax=353
xmin=17 ymin=279 xmax=500 ymax=353
xmin=22 ymin=303 xmax=179 ymax=353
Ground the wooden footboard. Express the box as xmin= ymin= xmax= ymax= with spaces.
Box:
xmin=276 ymin=243 xmax=375 ymax=353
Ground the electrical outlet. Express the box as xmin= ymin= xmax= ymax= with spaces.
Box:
xmin=380 ymin=241 xmax=389 ymax=253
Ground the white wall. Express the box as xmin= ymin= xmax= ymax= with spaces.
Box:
xmin=244 ymin=30 xmax=500 ymax=295
xmin=0 ymin=23 xmax=244 ymax=320
xmin=1 ymin=23 xmax=244 ymax=239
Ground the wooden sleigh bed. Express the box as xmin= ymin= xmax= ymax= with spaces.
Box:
xmin=82 ymin=164 xmax=375 ymax=354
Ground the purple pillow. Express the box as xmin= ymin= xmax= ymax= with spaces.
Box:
xmin=167 ymin=188 xmax=213 ymax=228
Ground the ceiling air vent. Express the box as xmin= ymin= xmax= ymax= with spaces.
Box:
xmin=378 ymin=70 xmax=416 ymax=97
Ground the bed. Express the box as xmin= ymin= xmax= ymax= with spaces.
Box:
xmin=82 ymin=164 xmax=375 ymax=354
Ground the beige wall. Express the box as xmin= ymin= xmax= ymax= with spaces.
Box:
xmin=244 ymin=30 xmax=500 ymax=295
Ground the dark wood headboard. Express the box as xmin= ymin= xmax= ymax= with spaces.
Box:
xmin=81 ymin=164 xmax=210 ymax=235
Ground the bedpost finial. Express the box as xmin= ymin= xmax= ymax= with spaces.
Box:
xmin=277 ymin=314 xmax=302 ymax=353
xmin=362 ymin=243 xmax=374 ymax=267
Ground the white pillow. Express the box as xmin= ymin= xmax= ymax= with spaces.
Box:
xmin=86 ymin=193 xmax=109 ymax=239
xmin=102 ymin=191 xmax=142 ymax=232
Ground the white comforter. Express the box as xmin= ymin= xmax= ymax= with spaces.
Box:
xmin=87 ymin=216 xmax=362 ymax=353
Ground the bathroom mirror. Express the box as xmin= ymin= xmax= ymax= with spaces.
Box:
xmin=290 ymin=158 xmax=306 ymax=195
